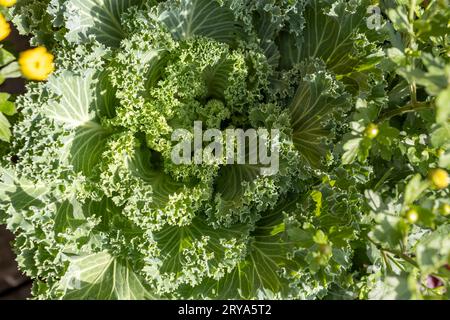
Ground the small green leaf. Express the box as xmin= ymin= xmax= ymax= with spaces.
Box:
xmin=436 ymin=87 xmax=450 ymax=124
xmin=431 ymin=124 xmax=450 ymax=148
xmin=0 ymin=48 xmax=15 ymax=67
xmin=416 ymin=225 xmax=450 ymax=275
xmin=370 ymin=214 xmax=405 ymax=249
xmin=415 ymin=206 xmax=435 ymax=228
xmin=270 ymin=222 xmax=285 ymax=236
xmin=370 ymin=272 xmax=419 ymax=300
xmin=57 ymin=251 xmax=156 ymax=300
xmin=287 ymin=227 xmax=314 ymax=247
xmin=439 ymin=152 xmax=450 ymax=169
xmin=403 ymin=174 xmax=429 ymax=206
xmin=0 ymin=93 xmax=16 ymax=116
xmin=0 ymin=62 xmax=21 ymax=79
xmin=386 ymin=6 xmax=412 ymax=33
xmin=311 ymin=190 xmax=322 ymax=217
xmin=313 ymin=230 xmax=328 ymax=245
xmin=365 ymin=190 xmax=383 ymax=212
xmin=387 ymin=47 xmax=406 ymax=66
xmin=0 ymin=112 xmax=12 ymax=142
xmin=342 ymin=137 xmax=363 ymax=164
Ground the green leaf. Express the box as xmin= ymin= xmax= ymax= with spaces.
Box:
xmin=158 ymin=0 xmax=240 ymax=44
xmin=0 ymin=92 xmax=16 ymax=116
xmin=95 ymin=135 xmax=209 ymax=229
xmin=54 ymin=199 xmax=87 ymax=237
xmin=0 ymin=48 xmax=16 ymax=67
xmin=253 ymin=9 xmax=281 ymax=69
xmin=44 ymin=70 xmax=112 ymax=175
xmin=0 ymin=113 xmax=12 ymax=142
xmin=211 ymin=163 xmax=261 ymax=222
xmin=436 ymin=87 xmax=450 ymax=124
xmin=151 ymin=217 xmax=249 ymax=294
xmin=311 ymin=190 xmax=322 ymax=217
xmin=129 ymin=144 xmax=179 ymax=198
xmin=439 ymin=153 xmax=450 ymax=170
xmin=202 ymin=55 xmax=236 ymax=100
xmin=403 ymin=174 xmax=429 ymax=206
xmin=370 ymin=214 xmax=405 ymax=249
xmin=369 ymin=272 xmax=419 ymax=300
xmin=0 ymin=169 xmax=49 ymax=229
xmin=416 ymin=225 xmax=450 ymax=275
xmin=65 ymin=0 xmax=143 ymax=47
xmin=414 ymin=1 xmax=450 ymax=40
xmin=289 ymin=65 xmax=348 ymax=167
xmin=431 ymin=124 xmax=450 ymax=148
xmin=125 ymin=144 xmax=187 ymax=210
xmin=45 ymin=71 xmax=100 ymax=126
xmin=57 ymin=251 xmax=156 ymax=299
xmin=186 ymin=200 xmax=304 ymax=299
xmin=414 ymin=206 xmax=435 ymax=229
xmin=365 ymin=189 xmax=383 ymax=212
xmin=387 ymin=47 xmax=406 ymax=66
xmin=385 ymin=5 xmax=411 ymax=34
xmin=292 ymin=0 xmax=383 ymax=84
xmin=69 ymin=125 xmax=111 ymax=175
xmin=313 ymin=230 xmax=328 ymax=245
xmin=398 ymin=54 xmax=449 ymax=96
xmin=0 ymin=62 xmax=21 ymax=79
xmin=9 ymin=0 xmax=57 ymax=46
xmin=342 ymin=137 xmax=363 ymax=164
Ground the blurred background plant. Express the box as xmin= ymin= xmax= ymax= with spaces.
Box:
xmin=342 ymin=0 xmax=450 ymax=299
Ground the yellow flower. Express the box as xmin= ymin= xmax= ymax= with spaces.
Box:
xmin=0 ymin=13 xmax=11 ymax=41
xmin=19 ymin=47 xmax=55 ymax=81
xmin=0 ymin=0 xmax=17 ymax=7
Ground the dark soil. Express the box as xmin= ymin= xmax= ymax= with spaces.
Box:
xmin=0 ymin=226 xmax=32 ymax=300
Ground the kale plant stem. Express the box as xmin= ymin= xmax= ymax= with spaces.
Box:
xmin=378 ymin=101 xmax=433 ymax=122
xmin=367 ymin=236 xmax=419 ymax=269
xmin=409 ymin=0 xmax=418 ymax=106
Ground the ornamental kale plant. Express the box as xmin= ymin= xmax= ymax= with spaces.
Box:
xmin=0 ymin=0 xmax=449 ymax=300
